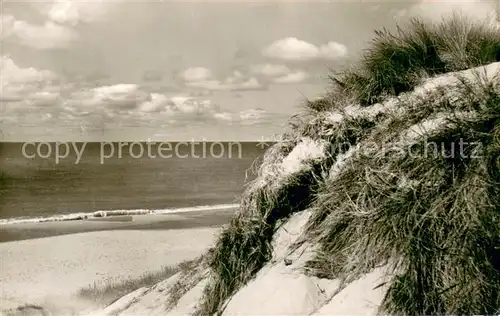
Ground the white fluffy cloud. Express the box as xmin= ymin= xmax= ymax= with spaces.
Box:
xmin=85 ymin=84 xmax=151 ymax=110
xmin=138 ymin=93 xmax=168 ymax=112
xmin=272 ymin=71 xmax=309 ymax=84
xmin=213 ymin=108 xmax=270 ymax=125
xmin=263 ymin=37 xmax=317 ymax=61
xmin=262 ymin=37 xmax=348 ymax=61
xmin=249 ymin=64 xmax=310 ymax=84
xmin=1 ymin=57 xmax=57 ymax=83
xmin=1 ymin=14 xmax=77 ymax=49
xmin=181 ymin=68 xmax=264 ymax=91
xmin=9 ymin=19 xmax=77 ymax=50
xmin=318 ymin=41 xmax=349 ymax=60
xmin=1 ymin=57 xmax=59 ymax=101
xmin=2 ymin=1 xmax=121 ymax=50
xmin=239 ymin=108 xmax=266 ymax=121
xmin=46 ymin=0 xmax=117 ymax=26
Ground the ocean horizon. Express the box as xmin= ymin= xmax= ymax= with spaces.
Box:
xmin=0 ymin=142 xmax=270 ymax=224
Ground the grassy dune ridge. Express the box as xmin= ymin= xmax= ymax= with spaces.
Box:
xmin=185 ymin=14 xmax=500 ymax=316
xmin=306 ymin=72 xmax=500 ymax=314
xmin=325 ymin=13 xmax=500 ymax=107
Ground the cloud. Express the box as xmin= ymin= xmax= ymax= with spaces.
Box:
xmin=1 ymin=56 xmax=274 ymax=131
xmin=25 ymin=91 xmax=63 ymax=108
xmin=263 ymin=37 xmax=318 ymax=61
xmin=2 ymin=1 xmax=121 ymax=50
xmin=3 ymin=18 xmax=77 ymax=49
xmin=186 ymin=77 xmax=263 ymax=91
xmin=1 ymin=57 xmax=58 ymax=83
xmin=61 ymin=85 xmax=223 ymax=120
xmin=223 ymin=70 xmax=244 ymax=84
xmin=46 ymin=0 xmax=117 ymax=26
xmin=249 ymin=64 xmax=310 ymax=84
xmin=262 ymin=37 xmax=348 ymax=61
xmin=182 ymin=68 xmax=264 ymax=91
xmin=87 ymin=84 xmax=151 ymax=110
xmin=181 ymin=67 xmax=214 ymax=82
xmin=138 ymin=93 xmax=169 ymax=112
xmin=239 ymin=108 xmax=266 ymax=121
xmin=1 ymin=57 xmax=59 ymax=101
xmin=213 ymin=108 xmax=274 ymax=126
xmin=318 ymin=41 xmax=349 ymax=60
xmin=272 ymin=71 xmax=309 ymax=84
xmin=135 ymin=96 xmax=223 ymax=120
xmin=398 ymin=0 xmax=499 ymax=24
xmin=250 ymin=64 xmax=292 ymax=77
xmin=181 ymin=65 xmax=310 ymax=89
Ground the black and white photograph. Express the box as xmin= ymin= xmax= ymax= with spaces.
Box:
xmin=1 ymin=0 xmax=500 ymax=315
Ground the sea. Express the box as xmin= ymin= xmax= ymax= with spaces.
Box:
xmin=0 ymin=142 xmax=269 ymax=225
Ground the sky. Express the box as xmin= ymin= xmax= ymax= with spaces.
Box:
xmin=0 ymin=0 xmax=498 ymax=141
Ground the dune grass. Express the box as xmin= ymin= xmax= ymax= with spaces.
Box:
xmin=78 ymin=264 xmax=180 ymax=307
xmin=166 ymin=255 xmax=208 ymax=310
xmin=183 ymin=14 xmax=500 ymax=316
xmin=323 ymin=13 xmax=500 ymax=107
xmin=79 ymin=256 xmax=209 ymax=311
xmin=305 ymin=69 xmax=500 ymax=314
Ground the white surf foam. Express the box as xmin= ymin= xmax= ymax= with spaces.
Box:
xmin=0 ymin=203 xmax=239 ymax=226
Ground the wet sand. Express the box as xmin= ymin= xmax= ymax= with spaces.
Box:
xmin=0 ymin=208 xmax=235 ymax=243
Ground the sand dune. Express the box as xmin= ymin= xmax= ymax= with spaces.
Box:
xmin=83 ymin=211 xmax=392 ymax=316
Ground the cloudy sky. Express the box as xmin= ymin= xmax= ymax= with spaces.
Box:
xmin=0 ymin=0 xmax=498 ymax=141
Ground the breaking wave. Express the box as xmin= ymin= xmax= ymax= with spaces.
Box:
xmin=0 ymin=203 xmax=239 ymax=225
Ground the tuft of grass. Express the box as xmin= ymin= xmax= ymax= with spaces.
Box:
xmin=166 ymin=255 xmax=208 ymax=310
xmin=305 ymin=71 xmax=500 ymax=315
xmin=78 ymin=264 xmax=180 ymax=308
xmin=312 ymin=14 xmax=500 ymax=109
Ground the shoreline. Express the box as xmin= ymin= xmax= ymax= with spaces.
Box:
xmin=0 ymin=208 xmax=235 ymax=243
xmin=0 ymin=208 xmax=234 ymax=313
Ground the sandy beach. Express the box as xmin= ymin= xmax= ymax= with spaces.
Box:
xmin=0 ymin=209 xmax=234 ymax=314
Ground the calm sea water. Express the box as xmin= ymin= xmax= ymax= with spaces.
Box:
xmin=0 ymin=142 xmax=268 ymax=223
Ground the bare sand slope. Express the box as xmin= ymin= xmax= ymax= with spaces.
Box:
xmin=94 ymin=211 xmax=392 ymax=316
xmin=0 ymin=227 xmax=218 ymax=313
xmin=220 ymin=211 xmax=392 ymax=316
